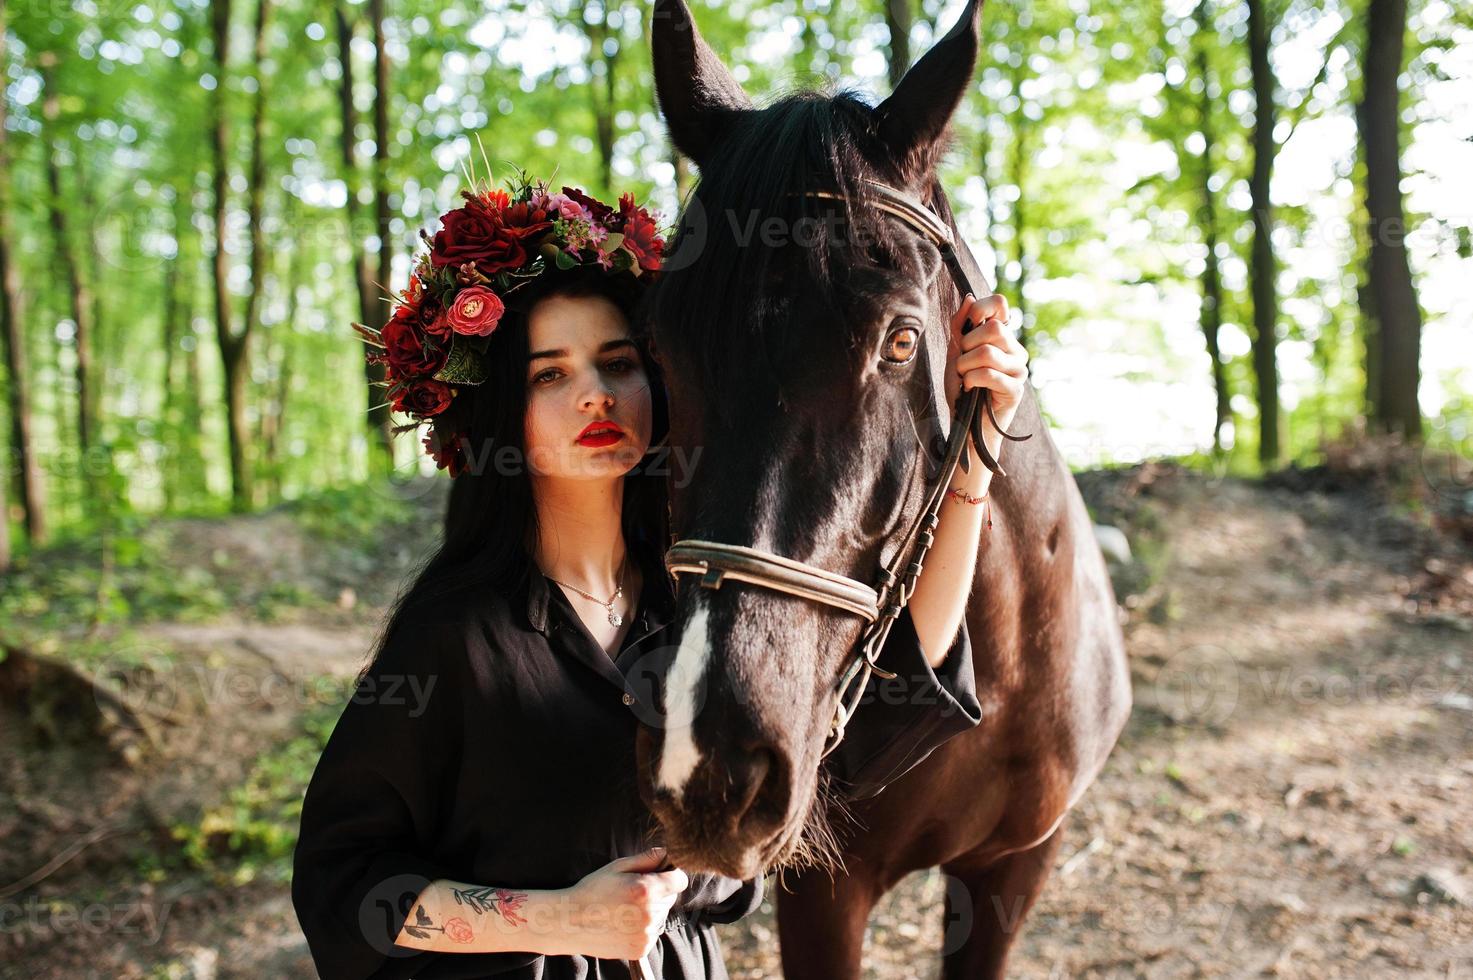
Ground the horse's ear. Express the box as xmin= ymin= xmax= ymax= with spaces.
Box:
xmin=651 ymin=0 xmax=754 ymax=167
xmin=873 ymin=0 xmax=984 ymax=181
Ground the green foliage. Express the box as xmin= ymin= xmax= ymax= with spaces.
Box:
xmin=0 ymin=478 xmax=435 ymax=641
xmin=254 ymin=579 xmax=330 ymax=622
xmin=172 ymin=701 xmax=342 ymax=882
xmin=284 ymin=481 xmax=428 ymax=545
xmin=0 ymin=0 xmax=1463 ymax=541
xmin=0 ymin=526 xmax=230 ymax=637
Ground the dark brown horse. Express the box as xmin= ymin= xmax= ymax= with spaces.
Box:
xmin=634 ymin=0 xmax=1131 ymax=975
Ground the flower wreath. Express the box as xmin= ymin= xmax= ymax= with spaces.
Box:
xmin=354 ymin=167 xmax=666 ymax=477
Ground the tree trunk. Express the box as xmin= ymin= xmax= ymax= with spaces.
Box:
xmin=243 ymin=0 xmax=273 ymax=507
xmin=1357 ymin=235 xmax=1379 ymax=419
xmin=209 ymin=0 xmax=272 ymax=509
xmin=1193 ymin=0 xmax=1230 ymax=456
xmin=370 ymin=0 xmax=397 ymax=473
xmin=168 ymin=187 xmax=210 ymax=506
xmin=241 ymin=0 xmax=271 ymax=357
xmin=162 ymin=194 xmax=182 ymax=512
xmin=1355 ymin=0 xmax=1423 ymax=441
xmin=577 ymin=0 xmax=619 ymax=192
xmin=0 ymin=0 xmax=47 ymax=553
xmin=38 ymin=52 xmax=98 ymax=476
xmin=884 ymin=0 xmax=913 ymax=87
xmin=1246 ymin=0 xmax=1280 ymax=465
xmin=334 ymin=3 xmax=394 ymax=464
xmin=208 ymin=0 xmax=253 ymax=509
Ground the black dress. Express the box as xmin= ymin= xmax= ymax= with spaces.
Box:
xmin=291 ymin=541 xmax=983 ymax=979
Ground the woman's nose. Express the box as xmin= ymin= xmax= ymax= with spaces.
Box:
xmin=581 ymin=380 xmax=615 ymax=411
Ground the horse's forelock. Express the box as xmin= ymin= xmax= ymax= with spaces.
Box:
xmin=653 ymin=90 xmax=917 ymax=423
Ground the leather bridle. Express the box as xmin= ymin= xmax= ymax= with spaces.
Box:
xmin=664 ymin=178 xmax=1031 ymax=757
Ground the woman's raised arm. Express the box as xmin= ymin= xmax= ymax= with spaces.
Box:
xmin=905 ymin=292 xmax=1026 ymax=664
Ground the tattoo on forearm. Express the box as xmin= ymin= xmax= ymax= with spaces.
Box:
xmin=453 ymin=886 xmax=529 ymax=927
xmin=403 ymin=904 xmax=476 ymax=944
xmin=401 ymin=886 xmax=529 ymax=945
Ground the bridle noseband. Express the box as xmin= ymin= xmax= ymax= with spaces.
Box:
xmin=664 ymin=178 xmax=1031 ymax=757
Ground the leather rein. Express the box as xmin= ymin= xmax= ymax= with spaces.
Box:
xmin=664 ymin=178 xmax=1030 ymax=758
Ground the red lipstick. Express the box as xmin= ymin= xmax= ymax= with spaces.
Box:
xmin=576 ymin=421 xmax=625 ymax=447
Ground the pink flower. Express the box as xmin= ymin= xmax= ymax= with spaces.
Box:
xmin=447 ymin=286 xmax=504 ymax=337
xmin=536 ymin=192 xmax=592 ymax=223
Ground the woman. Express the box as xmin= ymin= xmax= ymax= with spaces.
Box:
xmin=292 ymin=174 xmax=1028 ymax=979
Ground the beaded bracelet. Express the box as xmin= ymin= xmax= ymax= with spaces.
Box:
xmin=946 ymin=487 xmax=993 ymax=529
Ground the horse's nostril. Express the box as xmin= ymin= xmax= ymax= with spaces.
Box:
xmin=732 ymin=745 xmax=781 ymax=825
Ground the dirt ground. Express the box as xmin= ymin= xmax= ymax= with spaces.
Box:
xmin=2 ymin=461 xmax=1470 ymax=978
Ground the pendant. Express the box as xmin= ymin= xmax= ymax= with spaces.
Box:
xmin=608 ymin=608 xmax=624 ymax=627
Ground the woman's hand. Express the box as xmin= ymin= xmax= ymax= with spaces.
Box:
xmin=946 ymin=292 xmax=1029 ymax=437
xmin=559 ymin=846 xmax=689 ymax=960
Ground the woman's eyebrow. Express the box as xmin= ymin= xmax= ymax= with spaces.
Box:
xmin=527 ymin=338 xmax=638 ymax=362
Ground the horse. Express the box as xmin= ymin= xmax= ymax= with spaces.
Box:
xmin=634 ymin=1 xmax=1132 ymax=975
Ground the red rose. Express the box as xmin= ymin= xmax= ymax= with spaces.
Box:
xmin=381 ymin=311 xmax=448 ymax=378
xmin=562 ymin=186 xmax=615 ymax=223
xmin=618 ymin=193 xmax=664 ymax=272
xmin=430 ymin=196 xmax=552 ymax=278
xmin=392 ymin=378 xmax=453 ymax=417
xmin=423 ymin=429 xmax=467 ymax=477
xmin=443 ymin=917 xmax=474 ymax=944
xmin=430 ymin=206 xmax=526 ymax=276
xmin=417 ymin=292 xmax=449 ymax=338
xmin=447 ymin=286 xmax=504 ymax=337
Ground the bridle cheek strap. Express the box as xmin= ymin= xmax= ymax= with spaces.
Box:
xmin=664 ymin=541 xmax=880 ymax=623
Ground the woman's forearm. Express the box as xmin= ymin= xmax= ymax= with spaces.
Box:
xmin=906 ymin=413 xmax=1006 ymax=667
xmin=394 ymin=878 xmax=569 ymax=955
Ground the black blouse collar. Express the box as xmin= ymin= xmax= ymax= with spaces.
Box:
xmin=522 ymin=538 xmax=676 ymax=636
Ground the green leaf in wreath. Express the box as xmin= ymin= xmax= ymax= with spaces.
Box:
xmin=434 ymin=341 xmax=489 ymax=385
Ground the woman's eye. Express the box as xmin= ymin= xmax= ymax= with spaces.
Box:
xmin=531 ymin=368 xmax=562 ymax=385
xmin=882 ymin=324 xmax=921 ymax=364
xmin=603 ymin=357 xmax=636 ymax=373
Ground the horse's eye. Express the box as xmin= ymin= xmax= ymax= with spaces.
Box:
xmin=881 ymin=321 xmax=921 ymax=364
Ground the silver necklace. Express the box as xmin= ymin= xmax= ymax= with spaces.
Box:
xmin=546 ymin=553 xmax=628 ymax=627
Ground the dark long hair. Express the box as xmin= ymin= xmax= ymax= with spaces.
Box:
xmin=362 ymin=265 xmax=670 ymax=673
